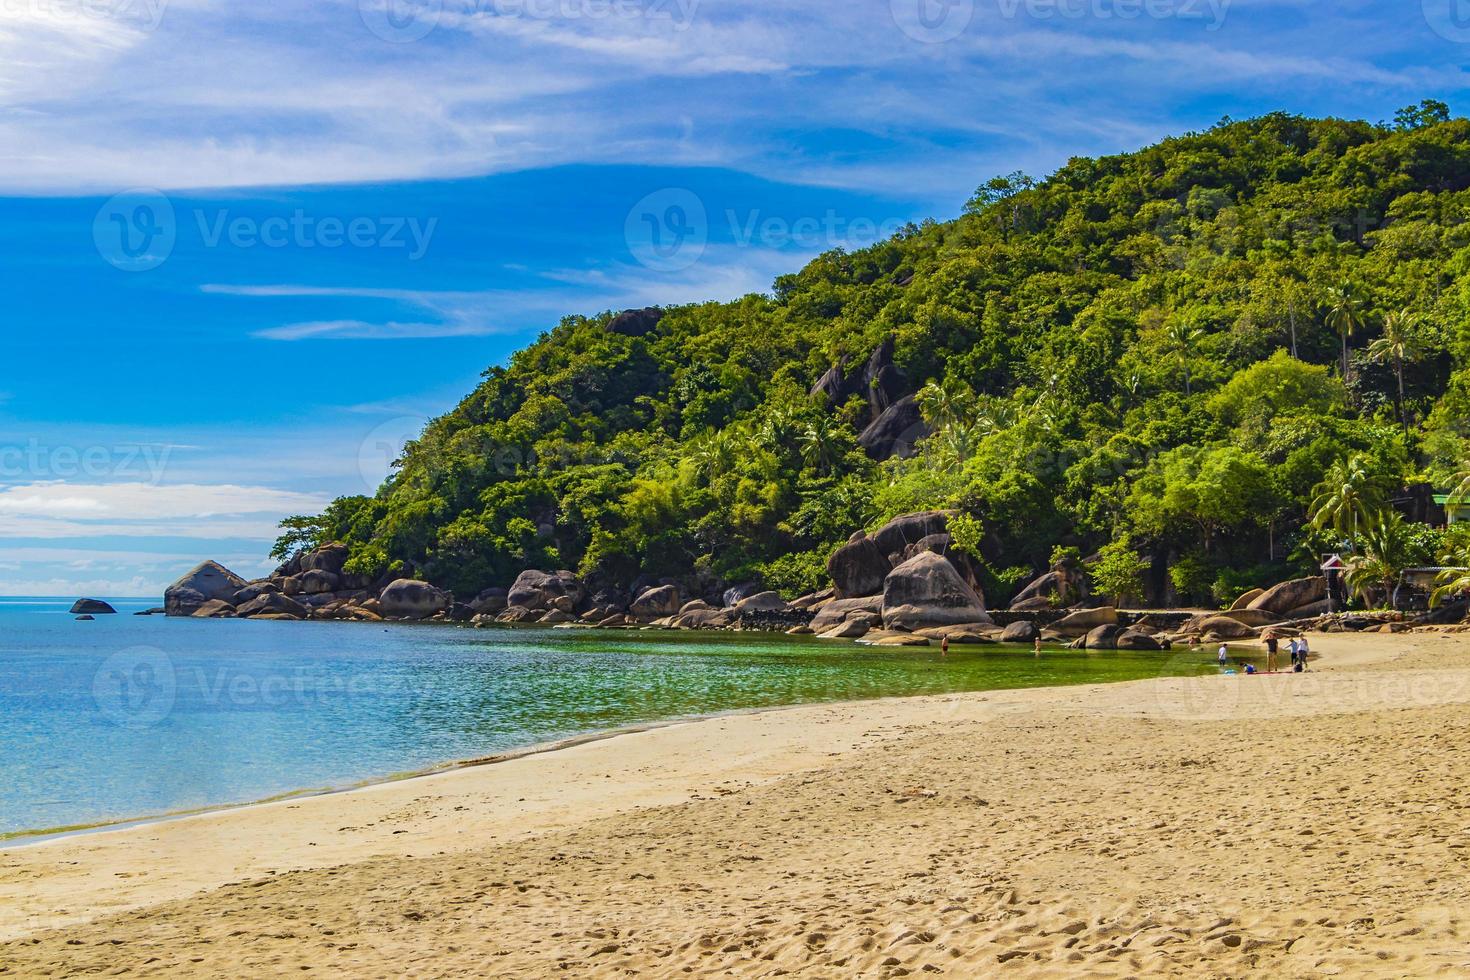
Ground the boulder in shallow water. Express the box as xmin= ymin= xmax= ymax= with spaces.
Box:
xmin=1000 ymin=620 xmax=1039 ymax=644
xmin=1050 ymin=606 xmax=1118 ymax=638
xmin=165 ymin=561 xmax=248 ymax=617
xmin=881 ymin=551 xmax=991 ymax=631
xmin=378 ymin=579 xmax=451 ymax=620
xmin=818 ymin=618 xmax=872 ymax=640
xmin=810 ymin=595 xmax=884 ymax=633
xmin=69 ymin=599 xmax=116 ymax=615
xmin=190 ymin=599 xmax=237 ymax=619
xmin=1084 ymin=624 xmax=1125 ymax=650
xmin=1115 ymin=628 xmax=1165 ymax=651
xmin=75 ymin=614 xmax=95 ymax=621
xmin=237 ymin=592 xmax=309 ymax=620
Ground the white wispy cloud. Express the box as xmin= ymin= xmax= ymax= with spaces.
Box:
xmin=0 ymin=0 xmax=1451 ymax=198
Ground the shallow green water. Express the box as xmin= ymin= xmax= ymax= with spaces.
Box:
xmin=0 ymin=598 xmax=1240 ymax=838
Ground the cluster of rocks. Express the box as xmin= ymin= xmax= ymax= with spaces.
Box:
xmin=800 ymin=511 xmax=1013 ymax=648
xmin=162 ymin=546 xmax=451 ymax=624
xmin=810 ymin=336 xmax=929 ymax=461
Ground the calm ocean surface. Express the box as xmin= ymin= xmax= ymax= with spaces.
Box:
xmin=0 ymin=597 xmax=1228 ymax=838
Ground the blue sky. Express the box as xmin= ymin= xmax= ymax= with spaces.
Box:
xmin=1 ymin=0 xmax=1468 ymax=596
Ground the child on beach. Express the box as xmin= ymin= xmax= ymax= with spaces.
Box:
xmin=1217 ymin=644 xmax=1229 ymax=666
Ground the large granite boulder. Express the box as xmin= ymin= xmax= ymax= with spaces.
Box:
xmin=379 ymin=579 xmax=451 ymax=620
xmin=1248 ymin=577 xmax=1326 ymax=616
xmin=858 ymin=395 xmax=929 ymax=461
xmin=1000 ymin=620 xmax=1039 ymax=644
xmin=1050 ymin=606 xmax=1118 ymax=638
xmin=818 ymin=617 xmax=872 ymax=640
xmin=299 ymin=543 xmax=349 ymax=576
xmin=870 ymin=511 xmax=954 ymax=559
xmin=733 ymin=591 xmax=790 ymax=613
xmin=630 ymin=584 xmax=682 ymax=620
xmin=673 ymin=607 xmax=735 ymax=630
xmin=165 ymin=561 xmax=248 ymax=617
xmin=237 ymin=592 xmax=309 ymax=620
xmin=470 ymin=588 xmax=509 ymax=615
xmin=1230 ymin=588 xmax=1266 ymax=611
xmin=791 ymin=588 xmax=835 ymax=610
xmin=1220 ymin=608 xmax=1285 ymax=628
xmin=1011 ymin=567 xmax=1082 ymax=610
xmin=233 ymin=581 xmax=280 ymax=606
xmin=190 ymin=599 xmax=236 ymax=619
xmin=810 ymin=595 xmax=884 ymax=633
xmin=507 ymin=570 xmax=585 ymax=612
xmin=1197 ymin=615 xmax=1259 ymax=640
xmin=69 ymin=599 xmax=116 ymax=615
xmin=300 ymin=569 xmax=340 ymax=595
xmin=881 ymin=551 xmax=991 ymax=631
xmin=827 ymin=533 xmax=892 ymax=598
xmin=1084 ymin=624 xmax=1126 ymax=650
xmin=606 ymin=307 xmax=663 ymax=337
xmin=1116 ymin=628 xmax=1166 ymax=651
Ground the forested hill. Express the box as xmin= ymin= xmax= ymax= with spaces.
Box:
xmin=280 ymin=104 xmax=1470 ymax=609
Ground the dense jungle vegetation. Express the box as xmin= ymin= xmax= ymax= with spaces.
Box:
xmin=277 ymin=103 xmax=1470 ymax=609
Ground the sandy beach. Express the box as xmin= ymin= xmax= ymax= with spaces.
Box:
xmin=4 ymin=631 xmax=1470 ymax=977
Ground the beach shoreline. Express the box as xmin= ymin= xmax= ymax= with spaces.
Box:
xmin=6 ymin=630 xmax=1470 ymax=976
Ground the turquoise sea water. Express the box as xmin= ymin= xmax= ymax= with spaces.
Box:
xmin=0 ymin=597 xmax=1232 ymax=839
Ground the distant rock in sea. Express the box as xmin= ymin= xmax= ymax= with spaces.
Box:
xmin=70 ymin=599 xmax=116 ymax=615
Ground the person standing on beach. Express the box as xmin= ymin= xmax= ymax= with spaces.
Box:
xmin=1264 ymin=634 xmax=1279 ymax=673
xmin=1034 ymin=636 xmax=1042 ymax=657
xmin=940 ymin=635 xmax=949 ymax=656
xmin=1298 ymin=635 xmax=1311 ymax=670
xmin=1218 ymin=643 xmax=1229 ymax=666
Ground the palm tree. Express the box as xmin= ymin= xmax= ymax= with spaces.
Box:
xmin=1367 ymin=308 xmax=1424 ymax=433
xmin=1309 ymin=454 xmax=1384 ymax=555
xmin=799 ymin=417 xmax=847 ymax=476
xmin=1448 ymin=465 xmax=1470 ymax=509
xmin=1164 ymin=320 xmax=1205 ymax=396
xmin=916 ymin=379 xmax=975 ymax=431
xmin=691 ymin=430 xmax=736 ymax=482
xmin=1343 ymin=511 xmax=1414 ymax=609
xmin=1324 ymin=281 xmax=1367 ymax=381
xmin=1432 ymin=567 xmax=1470 ymax=610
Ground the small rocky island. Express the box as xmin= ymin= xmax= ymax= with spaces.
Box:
xmin=161 ymin=510 xmax=1397 ymax=648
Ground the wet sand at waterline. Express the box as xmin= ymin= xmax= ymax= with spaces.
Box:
xmin=4 ymin=632 xmax=1470 ymax=977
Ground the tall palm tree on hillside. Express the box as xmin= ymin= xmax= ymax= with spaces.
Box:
xmin=1324 ymin=281 xmax=1367 ymax=382
xmin=1367 ymin=308 xmax=1424 ymax=433
xmin=1309 ymin=454 xmax=1384 ymax=555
